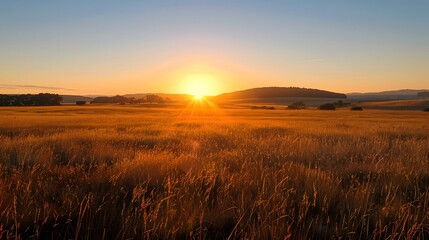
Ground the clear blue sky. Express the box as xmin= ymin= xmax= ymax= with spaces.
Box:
xmin=1 ymin=1 xmax=428 ymax=95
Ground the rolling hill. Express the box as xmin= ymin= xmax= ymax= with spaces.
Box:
xmin=214 ymin=87 xmax=347 ymax=101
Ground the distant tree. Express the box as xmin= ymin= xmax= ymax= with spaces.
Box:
xmin=0 ymin=93 xmax=62 ymax=106
xmin=0 ymin=95 xmax=12 ymax=106
xmin=333 ymin=100 xmax=351 ymax=107
xmin=32 ymin=93 xmax=62 ymax=106
xmin=76 ymin=101 xmax=86 ymax=105
xmin=134 ymin=98 xmax=145 ymax=104
xmin=250 ymin=105 xmax=275 ymax=110
xmin=424 ymin=108 xmax=429 ymax=112
xmin=288 ymin=101 xmax=306 ymax=110
xmin=318 ymin=103 xmax=336 ymax=110
xmin=91 ymin=95 xmax=133 ymax=104
xmin=146 ymin=94 xmax=165 ymax=104
xmin=350 ymin=106 xmax=363 ymax=111
xmin=14 ymin=94 xmax=32 ymax=106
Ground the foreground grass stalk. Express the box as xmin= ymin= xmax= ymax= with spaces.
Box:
xmin=0 ymin=107 xmax=428 ymax=239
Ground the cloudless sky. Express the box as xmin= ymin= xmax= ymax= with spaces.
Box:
xmin=1 ymin=0 xmax=428 ymax=95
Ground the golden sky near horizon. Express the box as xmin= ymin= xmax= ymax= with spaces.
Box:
xmin=1 ymin=1 xmax=428 ymax=96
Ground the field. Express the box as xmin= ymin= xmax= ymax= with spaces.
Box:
xmin=359 ymin=99 xmax=429 ymax=111
xmin=1 ymin=105 xmax=429 ymax=239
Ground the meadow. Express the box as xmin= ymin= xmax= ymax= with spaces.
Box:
xmin=1 ymin=105 xmax=429 ymax=239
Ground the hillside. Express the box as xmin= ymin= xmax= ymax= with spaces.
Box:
xmin=214 ymin=87 xmax=346 ymax=101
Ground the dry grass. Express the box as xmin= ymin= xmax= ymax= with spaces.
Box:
xmin=1 ymin=105 xmax=429 ymax=239
xmin=360 ymin=99 xmax=429 ymax=111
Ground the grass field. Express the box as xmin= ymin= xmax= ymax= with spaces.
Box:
xmin=1 ymin=105 xmax=429 ymax=239
xmin=358 ymin=99 xmax=429 ymax=111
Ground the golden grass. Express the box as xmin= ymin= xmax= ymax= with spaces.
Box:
xmin=361 ymin=99 xmax=429 ymax=107
xmin=0 ymin=106 xmax=429 ymax=239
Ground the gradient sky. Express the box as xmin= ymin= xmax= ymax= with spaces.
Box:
xmin=1 ymin=1 xmax=428 ymax=95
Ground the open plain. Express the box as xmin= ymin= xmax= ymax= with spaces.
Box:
xmin=1 ymin=105 xmax=429 ymax=239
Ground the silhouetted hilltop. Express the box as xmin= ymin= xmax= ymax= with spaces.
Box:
xmin=215 ymin=87 xmax=346 ymax=100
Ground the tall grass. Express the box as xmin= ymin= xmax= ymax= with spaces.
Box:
xmin=0 ymin=106 xmax=429 ymax=239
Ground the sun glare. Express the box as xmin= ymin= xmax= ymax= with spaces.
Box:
xmin=182 ymin=74 xmax=219 ymax=98
xmin=193 ymin=94 xmax=204 ymax=100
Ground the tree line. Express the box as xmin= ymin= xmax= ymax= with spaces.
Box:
xmin=91 ymin=94 xmax=170 ymax=104
xmin=0 ymin=93 xmax=62 ymax=106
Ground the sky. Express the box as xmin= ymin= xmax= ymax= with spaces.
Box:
xmin=0 ymin=1 xmax=428 ymax=95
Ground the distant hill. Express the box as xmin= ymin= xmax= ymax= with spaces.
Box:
xmin=347 ymin=89 xmax=429 ymax=101
xmin=214 ymin=87 xmax=346 ymax=101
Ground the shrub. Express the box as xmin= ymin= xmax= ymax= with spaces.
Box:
xmin=288 ymin=101 xmax=305 ymax=110
xmin=318 ymin=103 xmax=336 ymax=110
xmin=350 ymin=106 xmax=363 ymax=111
xmin=76 ymin=101 xmax=86 ymax=105
xmin=424 ymin=108 xmax=429 ymax=112
xmin=334 ymin=100 xmax=351 ymax=108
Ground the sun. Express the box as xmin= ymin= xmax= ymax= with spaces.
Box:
xmin=193 ymin=94 xmax=204 ymax=100
xmin=181 ymin=74 xmax=219 ymax=99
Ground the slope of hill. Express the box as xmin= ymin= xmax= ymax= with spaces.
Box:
xmin=214 ymin=87 xmax=346 ymax=101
